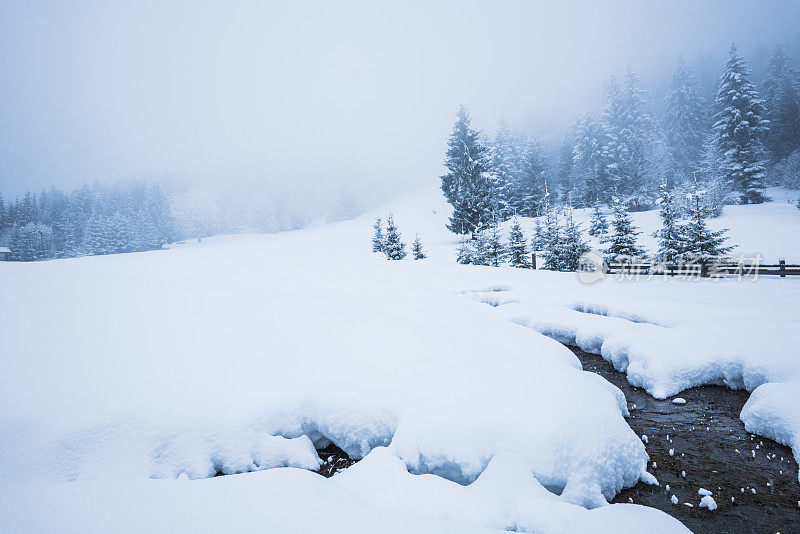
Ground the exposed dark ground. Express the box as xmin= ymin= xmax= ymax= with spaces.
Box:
xmin=569 ymin=346 xmax=800 ymax=534
xmin=316 ymin=443 xmax=357 ymax=478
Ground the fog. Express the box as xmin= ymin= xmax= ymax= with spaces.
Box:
xmin=1 ymin=0 xmax=799 ymax=200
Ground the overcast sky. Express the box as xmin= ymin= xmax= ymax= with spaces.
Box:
xmin=1 ymin=0 xmax=799 ymax=197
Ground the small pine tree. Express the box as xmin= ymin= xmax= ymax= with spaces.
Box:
xmin=483 ymin=225 xmax=506 ymax=266
xmin=530 ymin=217 xmax=545 ymax=251
xmin=383 ymin=214 xmax=406 ymax=260
xmin=412 ymin=233 xmax=426 ymax=260
xmin=588 ymin=201 xmax=609 ymax=242
xmin=507 ymin=217 xmax=530 ymax=268
xmin=541 ymin=207 xmax=562 ymax=270
xmin=371 ymin=217 xmax=385 ymax=252
xmin=469 ymin=230 xmax=490 ymax=266
xmin=652 ymin=182 xmax=683 ymax=263
xmin=682 ymin=190 xmax=734 ymax=263
xmin=556 ymin=209 xmax=590 ymax=271
xmin=456 ymin=238 xmax=474 ymax=264
xmin=605 ymin=197 xmax=645 ymax=260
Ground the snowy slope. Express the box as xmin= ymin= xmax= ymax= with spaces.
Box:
xmin=3 ymin=183 xmax=799 ymax=532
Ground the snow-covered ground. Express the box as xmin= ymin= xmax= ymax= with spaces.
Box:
xmin=2 ymin=184 xmax=798 ymax=533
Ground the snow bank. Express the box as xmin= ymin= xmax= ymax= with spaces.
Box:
xmin=741 ymin=381 xmax=800 ymax=482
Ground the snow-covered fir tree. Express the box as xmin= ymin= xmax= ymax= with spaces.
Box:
xmin=411 ymin=233 xmax=426 ymax=260
xmin=652 ymin=182 xmax=683 ymax=263
xmin=530 ymin=216 xmax=545 ymax=252
xmin=481 ymin=224 xmax=506 ymax=267
xmin=469 ymin=231 xmax=490 ymax=266
xmin=663 ymin=58 xmax=705 ymax=185
xmin=546 ymin=208 xmax=590 ymax=271
xmin=682 ymin=189 xmax=733 ymax=262
xmin=713 ymin=44 xmax=769 ymax=204
xmin=456 ymin=238 xmax=474 ymax=265
xmin=371 ymin=217 xmax=384 ymax=252
xmin=762 ymin=46 xmax=800 ymax=164
xmin=514 ymin=136 xmax=548 ymax=217
xmin=602 ymin=68 xmax=657 ymax=200
xmin=571 ymin=114 xmax=610 ymax=204
xmin=383 ymin=214 xmax=407 ymax=260
xmin=489 ymin=120 xmax=517 ymax=218
xmin=440 ymin=105 xmax=495 ymax=236
xmin=588 ymin=201 xmax=609 ymax=242
xmin=605 ymin=197 xmax=645 ymax=259
xmin=506 ymin=217 xmax=530 ymax=268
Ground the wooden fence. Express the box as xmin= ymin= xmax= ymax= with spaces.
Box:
xmin=604 ymin=259 xmax=800 ymax=278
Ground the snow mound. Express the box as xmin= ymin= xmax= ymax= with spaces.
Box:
xmin=562 ymin=503 xmax=692 ymax=533
xmin=740 ymin=381 xmax=800 ymax=482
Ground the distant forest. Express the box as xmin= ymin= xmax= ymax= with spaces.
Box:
xmin=443 ymin=43 xmax=800 ymax=239
xmin=0 ymin=178 xmax=370 ymax=262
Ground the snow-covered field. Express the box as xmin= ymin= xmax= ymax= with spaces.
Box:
xmin=1 ymin=185 xmax=799 ymax=533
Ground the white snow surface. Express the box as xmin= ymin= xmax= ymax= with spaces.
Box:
xmin=2 ymin=183 xmax=799 ymax=531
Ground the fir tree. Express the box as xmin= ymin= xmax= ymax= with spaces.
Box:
xmin=371 ymin=217 xmax=385 ymax=252
xmin=383 ymin=214 xmax=406 ymax=260
xmin=456 ymin=238 xmax=474 ymax=265
xmin=762 ymin=46 xmax=800 ymax=163
xmin=663 ymin=58 xmax=705 ymax=185
xmin=482 ymin=224 xmax=506 ymax=267
xmin=605 ymin=197 xmax=645 ymax=259
xmin=530 ymin=217 xmax=545 ymax=252
xmin=506 ymin=217 xmax=530 ymax=268
xmin=652 ymin=182 xmax=683 ymax=263
xmin=682 ymin=189 xmax=733 ymax=263
xmin=572 ymin=114 xmax=611 ymax=204
xmin=603 ymin=68 xmax=657 ymax=198
xmin=588 ymin=201 xmax=609 ymax=242
xmin=440 ymin=105 xmax=495 ymax=236
xmin=515 ymin=136 xmax=548 ymax=217
xmin=411 ymin=233 xmax=426 ymax=260
xmin=713 ymin=44 xmax=769 ymax=204
xmin=489 ymin=120 xmax=516 ymax=218
xmin=555 ymin=209 xmax=590 ymax=271
xmin=470 ymin=231 xmax=490 ymax=266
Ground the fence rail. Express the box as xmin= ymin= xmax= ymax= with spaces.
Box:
xmin=603 ymin=259 xmax=800 ymax=278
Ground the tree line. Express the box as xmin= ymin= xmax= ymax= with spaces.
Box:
xmin=442 ymin=43 xmax=800 ymax=242
xmin=0 ymin=181 xmax=175 ymax=261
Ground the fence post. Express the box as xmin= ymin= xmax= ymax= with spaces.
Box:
xmin=780 ymin=259 xmax=786 ymax=278
xmin=531 ymin=253 xmax=537 ymax=270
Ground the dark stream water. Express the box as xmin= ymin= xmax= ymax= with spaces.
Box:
xmin=571 ymin=346 xmax=800 ymax=534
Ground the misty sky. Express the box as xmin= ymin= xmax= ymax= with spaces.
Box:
xmin=1 ymin=0 xmax=799 ymax=197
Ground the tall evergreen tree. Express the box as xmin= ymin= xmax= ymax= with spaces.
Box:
xmin=556 ymin=132 xmax=578 ymax=204
xmin=489 ymin=120 xmax=516 ymax=218
xmin=572 ymin=114 xmax=611 ymax=204
xmin=411 ymin=233 xmax=426 ymax=260
xmin=371 ymin=217 xmax=385 ymax=252
xmin=762 ymin=46 xmax=800 ymax=163
xmin=441 ymin=105 xmax=495 ymax=236
xmin=652 ymin=182 xmax=683 ymax=263
xmin=713 ymin=44 xmax=769 ymax=204
xmin=515 ymin=136 xmax=548 ymax=217
xmin=383 ymin=214 xmax=407 ymax=260
xmin=663 ymin=58 xmax=706 ymax=185
xmin=506 ymin=217 xmax=530 ymax=268
xmin=603 ymin=68 xmax=657 ymax=199
xmin=605 ymin=197 xmax=645 ymax=259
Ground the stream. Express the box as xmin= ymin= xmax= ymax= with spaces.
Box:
xmin=570 ymin=346 xmax=800 ymax=534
